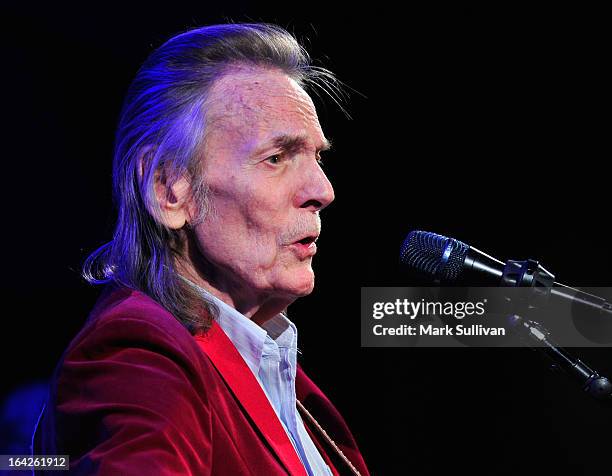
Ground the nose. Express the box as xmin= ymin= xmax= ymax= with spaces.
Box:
xmin=296 ymin=159 xmax=335 ymax=212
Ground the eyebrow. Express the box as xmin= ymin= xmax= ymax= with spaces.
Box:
xmin=261 ymin=134 xmax=332 ymax=156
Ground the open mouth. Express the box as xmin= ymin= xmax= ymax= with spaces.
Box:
xmin=289 ymin=234 xmax=318 ymax=258
xmin=296 ymin=235 xmax=317 ymax=245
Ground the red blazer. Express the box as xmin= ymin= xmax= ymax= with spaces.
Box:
xmin=33 ymin=285 xmax=369 ymax=475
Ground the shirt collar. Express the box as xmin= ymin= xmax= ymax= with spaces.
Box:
xmin=180 ymin=276 xmax=298 ymax=376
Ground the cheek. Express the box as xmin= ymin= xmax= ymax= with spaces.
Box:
xmin=196 ymin=190 xmax=283 ymax=267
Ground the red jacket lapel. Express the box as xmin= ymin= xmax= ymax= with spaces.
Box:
xmin=195 ymin=321 xmax=307 ymax=476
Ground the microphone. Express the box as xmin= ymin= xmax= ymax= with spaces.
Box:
xmin=399 ymin=230 xmax=612 ymax=316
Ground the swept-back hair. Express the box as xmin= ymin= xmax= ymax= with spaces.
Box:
xmin=83 ymin=23 xmax=343 ymax=335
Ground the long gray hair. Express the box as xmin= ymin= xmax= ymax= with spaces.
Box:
xmin=83 ymin=23 xmax=343 ymax=335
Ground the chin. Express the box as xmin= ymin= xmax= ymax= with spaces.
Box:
xmin=283 ymin=270 xmax=315 ymax=297
xmin=294 ymin=281 xmax=315 ymax=296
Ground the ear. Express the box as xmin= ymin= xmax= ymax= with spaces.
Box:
xmin=137 ymin=145 xmax=195 ymax=229
xmin=153 ymin=169 xmax=193 ymax=229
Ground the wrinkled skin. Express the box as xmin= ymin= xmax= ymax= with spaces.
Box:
xmin=167 ymin=67 xmax=335 ymax=324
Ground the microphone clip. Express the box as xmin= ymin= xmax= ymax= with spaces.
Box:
xmin=501 ymin=259 xmax=555 ymax=310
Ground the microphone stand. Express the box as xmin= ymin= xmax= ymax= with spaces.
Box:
xmin=506 ymin=313 xmax=612 ymax=405
xmin=497 ymin=258 xmax=612 ymax=405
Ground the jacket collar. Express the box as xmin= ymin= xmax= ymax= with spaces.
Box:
xmin=195 ymin=321 xmax=308 ymax=476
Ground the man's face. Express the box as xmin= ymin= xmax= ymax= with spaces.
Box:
xmin=191 ymin=67 xmax=335 ymax=302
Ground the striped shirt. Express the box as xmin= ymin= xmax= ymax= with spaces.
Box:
xmin=187 ymin=280 xmax=333 ymax=475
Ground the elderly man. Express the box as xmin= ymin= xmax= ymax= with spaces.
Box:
xmin=33 ymin=23 xmax=369 ymax=475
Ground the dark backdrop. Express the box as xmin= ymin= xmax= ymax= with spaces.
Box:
xmin=2 ymin=2 xmax=611 ymax=475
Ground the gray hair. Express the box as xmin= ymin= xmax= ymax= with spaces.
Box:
xmin=83 ymin=23 xmax=343 ymax=335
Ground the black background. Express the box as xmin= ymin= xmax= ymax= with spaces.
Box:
xmin=2 ymin=2 xmax=611 ymax=475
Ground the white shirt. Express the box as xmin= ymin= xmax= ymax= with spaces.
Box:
xmin=185 ymin=279 xmax=333 ymax=476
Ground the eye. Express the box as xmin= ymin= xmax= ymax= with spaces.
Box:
xmin=265 ymin=155 xmax=282 ymax=165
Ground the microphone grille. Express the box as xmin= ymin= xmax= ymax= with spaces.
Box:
xmin=400 ymin=230 xmax=469 ymax=281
